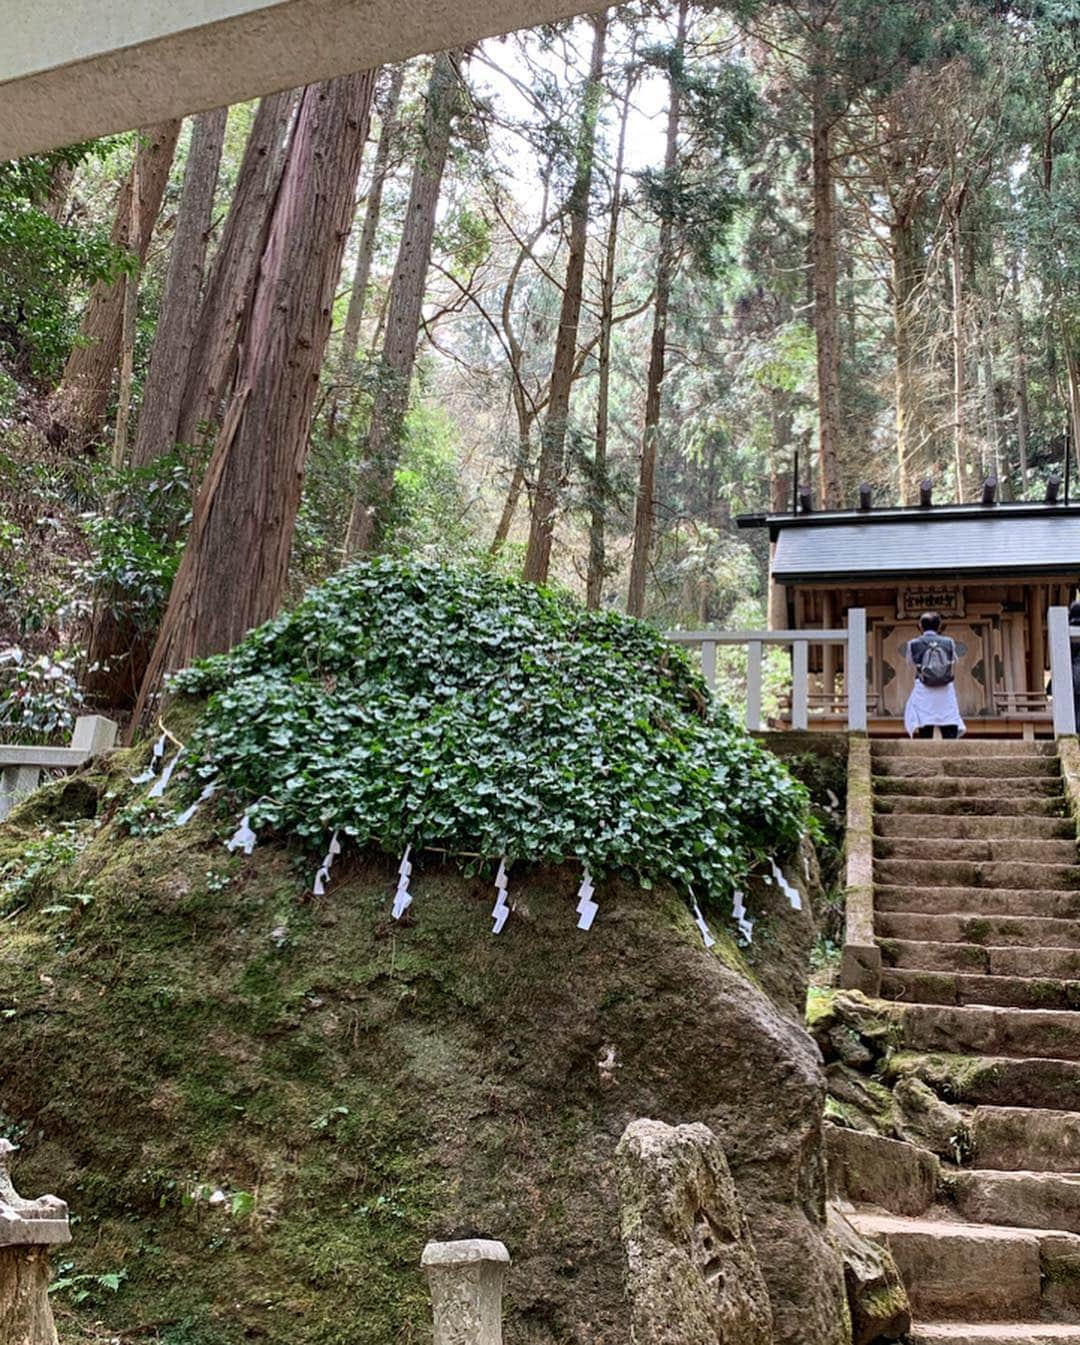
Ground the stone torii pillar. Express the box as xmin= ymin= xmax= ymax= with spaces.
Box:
xmin=421 ymin=1239 xmax=510 ymax=1345
xmin=0 ymin=1139 xmax=71 ymax=1345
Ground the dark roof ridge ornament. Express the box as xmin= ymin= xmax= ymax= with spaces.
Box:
xmin=1047 ymin=473 xmax=1063 ymax=504
xmin=798 ymin=484 xmax=813 ymax=514
xmin=919 ymin=479 xmax=933 ymax=509
xmin=982 ymin=476 xmax=998 ymax=507
xmin=858 ymin=483 xmax=872 ymax=511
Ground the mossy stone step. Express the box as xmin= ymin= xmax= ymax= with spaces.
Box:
xmin=875 ymin=815 xmax=1076 ymax=841
xmin=951 ymin=1170 xmax=1080 ymax=1235
xmin=875 ymin=757 xmax=1062 ymax=780
xmin=878 ymin=912 xmax=1080 ymax=950
xmin=875 ymin=776 xmax=1064 ymax=799
xmin=875 ymin=795 xmax=1067 ymax=818
xmin=882 ymin=967 xmax=1080 ymax=1012
xmin=910 ymin=1327 xmax=1080 ymax=1343
xmin=850 ymin=1213 xmax=1044 ymax=1319
xmin=879 ymin=940 xmax=1080 ymax=980
xmin=971 ymin=1106 xmax=1080 ymax=1173
xmin=898 ymin=1003 xmax=1080 ymax=1061
xmin=875 ymin=837 xmax=1078 ymax=864
xmin=876 ymin=887 xmax=1080 ymax=919
xmin=884 ymin=1051 xmax=1080 ymax=1111
xmin=873 ymin=740 xmax=1057 ymax=758
xmin=876 ymin=859 xmax=1080 ymax=892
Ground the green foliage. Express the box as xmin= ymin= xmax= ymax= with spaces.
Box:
xmin=76 ymin=450 xmax=194 ymax=629
xmin=172 ymin=559 xmax=807 ymax=906
xmin=0 ymin=142 xmax=130 ymax=384
xmin=50 ymin=1263 xmax=128 ymax=1306
xmin=0 ymin=645 xmax=85 ymax=743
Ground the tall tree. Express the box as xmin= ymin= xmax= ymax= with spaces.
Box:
xmin=627 ymin=1 xmax=686 ymax=618
xmin=175 ymin=90 xmax=298 ymax=448
xmin=134 ymin=71 xmax=377 ymax=723
xmin=335 ymin=65 xmax=406 ymax=400
xmin=587 ymin=61 xmax=635 ymax=609
xmin=522 ymin=12 xmax=608 ymax=584
xmin=345 ymin=51 xmax=464 ymax=555
xmin=51 ymin=121 xmax=181 ymax=447
xmin=132 ymin=107 xmax=228 ymax=466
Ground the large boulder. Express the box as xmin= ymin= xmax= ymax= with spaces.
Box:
xmin=616 ymin=1119 xmax=772 ymax=1345
xmin=1 ymin=820 xmax=847 ymax=1343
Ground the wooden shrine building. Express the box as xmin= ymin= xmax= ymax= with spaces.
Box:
xmin=737 ymin=494 xmax=1080 ymax=736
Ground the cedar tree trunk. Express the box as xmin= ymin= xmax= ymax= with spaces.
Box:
xmin=345 ymin=52 xmax=462 ymax=556
xmin=176 ymin=90 xmax=298 ymax=448
xmin=134 ymin=72 xmax=376 ymax=725
xmin=132 ymin=106 xmax=228 ymax=466
xmin=53 ymin=121 xmax=181 ymax=446
xmin=521 ymin=12 xmax=608 ymax=585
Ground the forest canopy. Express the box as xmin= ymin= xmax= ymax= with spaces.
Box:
xmin=0 ymin=0 xmax=1075 ymax=730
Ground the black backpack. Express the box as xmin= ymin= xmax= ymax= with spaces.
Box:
xmin=917 ymin=636 xmax=955 ymax=688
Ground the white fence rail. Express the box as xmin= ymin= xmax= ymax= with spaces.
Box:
xmin=1049 ymin=606 xmax=1079 ymax=737
xmin=0 ymin=714 xmax=118 ymax=820
xmin=667 ymin=608 xmax=868 ymax=733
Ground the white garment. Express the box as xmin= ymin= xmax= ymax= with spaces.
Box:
xmin=904 ymin=679 xmax=966 ymax=737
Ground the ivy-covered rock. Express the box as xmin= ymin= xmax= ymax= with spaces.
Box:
xmin=172 ymin=558 xmax=807 ymax=909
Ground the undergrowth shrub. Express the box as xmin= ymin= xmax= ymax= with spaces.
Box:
xmin=172 ymin=559 xmax=807 ymax=908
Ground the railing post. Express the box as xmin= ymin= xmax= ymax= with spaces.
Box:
xmin=847 ymin=608 xmax=868 ymax=733
xmin=1049 ymin=606 xmax=1077 ymax=736
xmin=70 ymin=715 xmax=119 ymax=755
xmin=700 ymin=640 xmax=716 ymax=691
xmin=792 ymin=639 xmax=809 ymax=731
xmin=745 ymin=640 xmax=763 ymax=732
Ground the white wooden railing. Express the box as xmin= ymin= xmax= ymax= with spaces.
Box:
xmin=1049 ymin=606 xmax=1080 ymax=736
xmin=0 ymin=715 xmax=118 ymax=819
xmin=667 ymin=608 xmax=868 ymax=733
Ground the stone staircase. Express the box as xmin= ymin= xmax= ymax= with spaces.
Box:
xmin=850 ymin=738 xmax=1080 ymax=1344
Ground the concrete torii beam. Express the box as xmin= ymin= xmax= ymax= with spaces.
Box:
xmin=0 ymin=0 xmax=608 ymax=161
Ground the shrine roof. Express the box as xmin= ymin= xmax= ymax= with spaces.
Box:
xmin=736 ymin=502 xmax=1080 ymax=584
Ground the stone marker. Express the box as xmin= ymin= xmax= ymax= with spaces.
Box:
xmin=615 ymin=1118 xmax=773 ymax=1345
xmin=421 ymin=1238 xmax=510 ymax=1345
xmin=0 ymin=1138 xmax=70 ymax=1345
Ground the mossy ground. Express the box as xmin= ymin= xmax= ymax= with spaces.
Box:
xmin=1 ymin=749 xmax=791 ymax=1345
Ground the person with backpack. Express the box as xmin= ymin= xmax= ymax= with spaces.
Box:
xmin=903 ymin=611 xmax=966 ymax=739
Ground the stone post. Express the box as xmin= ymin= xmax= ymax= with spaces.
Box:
xmin=421 ymin=1239 xmax=510 ymax=1345
xmin=0 ymin=1139 xmax=71 ymax=1345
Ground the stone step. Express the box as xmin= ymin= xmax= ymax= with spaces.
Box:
xmin=951 ymin=1170 xmax=1080 ymax=1235
xmin=876 ymin=888 xmax=1080 ymax=919
xmin=909 ymin=1327 xmax=1080 ymax=1343
xmin=971 ymin=1106 xmax=1080 ymax=1173
xmin=898 ymin=1003 xmax=1080 ymax=1061
xmin=882 ymin=967 xmax=1080 ymax=1012
xmin=875 ymin=837 xmax=1078 ymax=864
xmin=885 ymin=1052 xmax=1080 ymax=1111
xmin=876 ymin=815 xmax=1076 ymax=841
xmin=875 ymin=776 xmax=1064 ymax=799
xmin=878 ymin=912 xmax=1080 ymax=949
xmin=875 ymin=757 xmax=1062 ymax=780
xmin=876 ymin=859 xmax=1080 ymax=892
xmin=873 ymin=740 xmax=1057 ymax=758
xmin=876 ymin=795 xmax=1068 ymax=818
xmin=879 ymin=940 xmax=1080 ymax=980
xmin=851 ymin=1212 xmax=1043 ymax=1319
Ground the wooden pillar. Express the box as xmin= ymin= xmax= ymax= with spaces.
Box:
xmin=822 ymin=591 xmax=837 ymax=711
xmin=1030 ymin=584 xmax=1046 ymax=694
